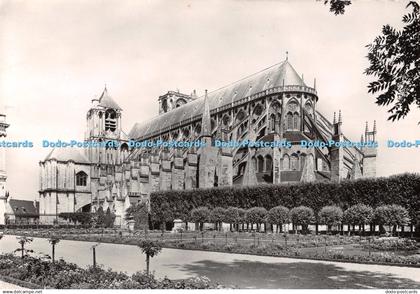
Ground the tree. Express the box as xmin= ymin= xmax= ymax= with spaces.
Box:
xmin=104 ymin=207 xmax=116 ymax=228
xmin=15 ymin=236 xmax=33 ymax=258
xmin=190 ymin=207 xmax=210 ymax=231
xmin=150 ymin=201 xmax=174 ymax=231
xmin=289 ymin=206 xmax=315 ymax=234
xmin=343 ymin=204 xmax=373 ymax=234
xmin=138 ymin=240 xmax=162 ymax=275
xmin=225 ymin=207 xmax=239 ymax=231
xmin=210 ymin=207 xmax=226 ymax=231
xmin=96 ymin=207 xmax=106 ymax=227
xmin=365 ymin=1 xmax=420 ymax=122
xmin=266 ymin=206 xmax=289 ymax=233
xmin=373 ymin=204 xmax=410 ymax=235
xmin=318 ymin=206 xmax=343 ymax=233
xmin=245 ymin=207 xmax=267 ymax=232
xmin=320 ymin=0 xmax=352 ymax=15
xmin=48 ymin=236 xmax=61 ymax=263
xmin=237 ymin=208 xmax=246 ymax=231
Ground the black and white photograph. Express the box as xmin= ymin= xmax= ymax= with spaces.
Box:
xmin=0 ymin=0 xmax=419 ymax=291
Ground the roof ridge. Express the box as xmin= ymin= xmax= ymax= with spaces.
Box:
xmin=129 ymin=60 xmax=309 ymax=139
xmin=205 ymin=60 xmax=287 ymax=96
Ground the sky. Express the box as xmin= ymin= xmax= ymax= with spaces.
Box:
xmin=0 ymin=0 xmax=419 ymax=200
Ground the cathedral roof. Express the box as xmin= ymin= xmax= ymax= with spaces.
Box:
xmin=129 ymin=60 xmax=310 ymax=140
xmin=97 ymin=87 xmax=122 ymax=110
xmin=43 ymin=148 xmax=90 ymax=164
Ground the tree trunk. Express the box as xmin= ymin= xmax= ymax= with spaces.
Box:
xmin=52 ymin=244 xmax=55 ymax=263
xmin=146 ymin=254 xmax=150 ymax=275
xmin=21 ymin=243 xmax=24 ymax=258
xmin=92 ymin=247 xmax=96 ymax=269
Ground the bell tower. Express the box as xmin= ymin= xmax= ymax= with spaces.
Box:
xmin=0 ymin=108 xmax=10 ymax=225
xmin=85 ymin=86 xmax=127 ymax=165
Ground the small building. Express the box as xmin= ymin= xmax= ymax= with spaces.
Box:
xmin=4 ymin=199 xmax=39 ymax=225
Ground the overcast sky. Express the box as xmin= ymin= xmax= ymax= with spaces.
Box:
xmin=1 ymin=0 xmax=419 ymax=200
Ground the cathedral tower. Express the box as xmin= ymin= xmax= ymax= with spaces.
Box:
xmin=158 ymin=90 xmax=196 ymax=114
xmin=85 ymin=87 xmax=128 ymax=165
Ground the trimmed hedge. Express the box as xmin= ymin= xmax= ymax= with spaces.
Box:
xmin=150 ymin=173 xmax=420 ymax=223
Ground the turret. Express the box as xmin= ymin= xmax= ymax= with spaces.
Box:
xmin=362 ymin=121 xmax=378 ymax=178
xmin=330 ymin=110 xmax=344 ymax=182
xmin=158 ymin=90 xmax=195 ymax=114
xmin=0 ymin=109 xmax=9 ymax=225
xmin=198 ymin=90 xmax=218 ymax=188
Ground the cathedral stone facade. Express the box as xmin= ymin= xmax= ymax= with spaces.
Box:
xmin=38 ymin=60 xmax=377 ymax=225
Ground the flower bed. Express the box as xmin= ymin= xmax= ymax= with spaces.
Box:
xmin=163 ymin=240 xmax=420 ymax=265
xmin=5 ymin=232 xmax=420 ymax=266
xmin=0 ymin=254 xmax=221 ymax=289
xmin=358 ymin=237 xmax=419 ymax=251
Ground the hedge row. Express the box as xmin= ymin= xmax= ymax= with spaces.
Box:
xmin=150 ymin=173 xmax=420 ymax=223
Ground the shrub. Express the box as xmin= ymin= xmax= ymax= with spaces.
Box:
xmin=318 ymin=206 xmax=343 ymax=232
xmin=266 ymin=206 xmax=289 ymax=232
xmin=0 ymin=254 xmax=219 ymax=289
xmin=343 ymin=204 xmax=373 ymax=232
xmin=245 ymin=207 xmax=267 ymax=231
xmin=125 ymin=202 xmax=149 ymax=230
xmin=289 ymin=206 xmax=314 ymax=233
xmin=225 ymin=207 xmax=245 ymax=231
xmin=59 ymin=213 xmax=94 ymax=226
xmin=151 ymin=173 xmax=420 ymax=223
xmin=190 ymin=207 xmax=210 ymax=231
xmin=362 ymin=238 xmax=419 ymax=251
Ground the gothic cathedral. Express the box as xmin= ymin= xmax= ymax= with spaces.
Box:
xmin=38 ymin=59 xmax=377 ymax=225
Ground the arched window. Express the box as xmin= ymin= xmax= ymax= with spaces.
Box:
xmin=222 ymin=115 xmax=230 ymax=127
xmin=300 ymin=153 xmax=306 ymax=170
xmin=291 ymin=154 xmax=299 ymax=171
xmin=252 ymin=157 xmax=257 ymax=170
xmin=211 ymin=118 xmax=216 ymax=132
xmin=287 ymin=112 xmax=293 ymax=130
xmin=239 ymin=162 xmax=247 ymax=175
xmin=257 ymin=155 xmax=264 ymax=173
xmin=305 ymin=102 xmax=313 ymax=117
xmin=76 ymin=171 xmax=88 ymax=186
xmin=183 ymin=128 xmax=190 ymax=138
xmin=253 ymin=104 xmax=263 ymax=116
xmin=293 ymin=112 xmax=300 ymax=130
xmin=105 ymin=109 xmax=117 ymax=132
xmin=235 ymin=110 xmax=246 ymax=124
xmin=283 ymin=155 xmax=290 ymax=170
xmin=120 ymin=143 xmax=129 ymax=152
xmin=175 ymin=98 xmax=186 ymax=108
xmin=162 ymin=100 xmax=168 ymax=113
xmin=265 ymin=155 xmax=273 ymax=172
xmin=269 ymin=114 xmax=276 ymax=132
